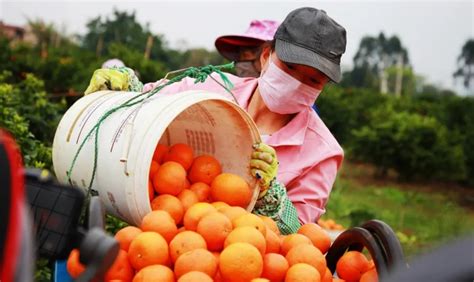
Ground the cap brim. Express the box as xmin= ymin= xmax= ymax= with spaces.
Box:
xmin=215 ymin=35 xmax=264 ymax=61
xmin=275 ymin=39 xmax=342 ymax=83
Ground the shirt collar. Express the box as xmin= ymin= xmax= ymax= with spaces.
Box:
xmin=234 ymin=77 xmax=258 ymax=109
xmin=265 ymin=108 xmax=311 ymax=147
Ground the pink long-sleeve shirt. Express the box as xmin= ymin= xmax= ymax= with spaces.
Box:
xmin=143 ymin=73 xmax=344 ymax=223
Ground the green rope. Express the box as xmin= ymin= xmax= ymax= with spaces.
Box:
xmin=67 ymin=62 xmax=235 ymax=195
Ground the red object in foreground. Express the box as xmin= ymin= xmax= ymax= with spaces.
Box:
xmin=0 ymin=129 xmax=25 ymax=282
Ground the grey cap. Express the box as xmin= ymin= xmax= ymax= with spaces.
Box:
xmin=274 ymin=7 xmax=347 ymax=82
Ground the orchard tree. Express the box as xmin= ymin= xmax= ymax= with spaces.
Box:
xmin=82 ymin=9 xmax=182 ymax=70
xmin=453 ymin=39 xmax=474 ymax=90
xmin=180 ymin=48 xmax=227 ymax=68
xmin=344 ymin=32 xmax=410 ymax=95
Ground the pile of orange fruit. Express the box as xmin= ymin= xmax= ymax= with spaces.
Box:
xmin=317 ymin=219 xmax=345 ymax=231
xmin=66 ymin=143 xmax=379 ymax=282
xmin=147 ymin=143 xmax=252 ymax=209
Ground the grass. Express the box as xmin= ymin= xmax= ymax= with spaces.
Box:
xmin=321 ymin=162 xmax=474 ymax=257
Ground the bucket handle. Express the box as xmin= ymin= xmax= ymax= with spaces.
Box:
xmin=119 ymin=122 xmax=133 ymax=176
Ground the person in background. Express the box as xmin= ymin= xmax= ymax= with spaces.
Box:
xmin=84 ymin=7 xmax=346 ymax=234
xmin=87 ymin=59 xmax=143 ymax=93
xmin=101 ymin=58 xmax=125 ymax=69
xmin=215 ymin=20 xmax=279 ymax=78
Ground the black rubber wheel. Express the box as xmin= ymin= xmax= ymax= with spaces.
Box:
xmin=361 ymin=219 xmax=405 ymax=270
xmin=325 ymin=227 xmax=389 ymax=279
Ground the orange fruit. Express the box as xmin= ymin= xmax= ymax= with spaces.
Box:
xmin=219 ymin=242 xmax=263 ymax=282
xmin=326 ymin=219 xmax=336 ymax=229
xmin=214 ymin=271 xmax=224 ymax=282
xmin=169 ymin=230 xmax=207 ymax=263
xmin=132 ymin=264 xmax=174 ymax=282
xmin=149 ymin=160 xmax=160 ymax=179
xmin=174 ymin=248 xmax=218 ymax=278
xmin=336 ymin=251 xmax=370 ymax=282
xmin=286 ymin=244 xmax=326 ymax=277
xmin=211 ymin=201 xmax=230 ymax=211
xmin=151 ymin=194 xmax=184 ymax=225
xmin=224 ymin=226 xmax=266 ymax=256
xmin=177 ymin=189 xmax=199 ymax=211
xmin=184 ymin=178 xmax=191 ymax=189
xmin=232 ymin=213 xmax=267 ymax=237
xmin=285 ymin=263 xmax=320 ymax=282
xmin=189 ymin=182 xmax=211 ymax=202
xmin=178 ymin=271 xmax=213 ymax=282
xmin=188 ymin=155 xmax=222 ymax=184
xmin=261 ymin=253 xmax=289 ymax=282
xmin=148 ymin=181 xmax=155 ymax=201
xmin=141 ymin=210 xmax=178 ymax=243
xmin=66 ymin=249 xmax=85 ymax=278
xmin=128 ymin=232 xmax=169 ymax=270
xmin=105 ymin=249 xmax=134 ymax=281
xmin=260 ymin=216 xmax=279 ymax=234
xmin=196 ymin=212 xmax=232 ymax=251
xmin=322 ymin=267 xmax=333 ymax=282
xmin=317 ymin=219 xmax=329 ymax=229
xmin=152 ymin=161 xmax=187 ymax=196
xmin=298 ymin=223 xmax=331 ymax=254
xmin=212 ymin=252 xmax=220 ymax=264
xmin=360 ymin=268 xmax=378 ymax=282
xmin=251 ymin=279 xmax=270 ymax=282
xmin=210 ymin=173 xmax=252 ymax=208
xmin=367 ymin=259 xmax=375 ymax=270
xmin=281 ymin=234 xmax=312 ymax=256
xmin=265 ymin=228 xmax=281 ymax=254
xmin=153 ymin=144 xmax=169 ymax=164
xmin=115 ymin=226 xmax=142 ymax=252
xmin=183 ymin=202 xmax=217 ymax=231
xmin=163 ymin=143 xmax=194 ymax=170
xmin=164 ymin=254 xmax=173 ymax=268
xmin=219 ymin=206 xmax=248 ymax=222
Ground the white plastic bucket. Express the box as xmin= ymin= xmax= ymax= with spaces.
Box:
xmin=52 ymin=90 xmax=261 ymax=226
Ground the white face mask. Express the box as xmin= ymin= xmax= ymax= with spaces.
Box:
xmin=257 ymin=53 xmax=322 ymax=114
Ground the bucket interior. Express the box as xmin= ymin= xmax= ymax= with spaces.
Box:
xmin=147 ymin=99 xmax=260 ymax=210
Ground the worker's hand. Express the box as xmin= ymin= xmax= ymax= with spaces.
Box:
xmin=84 ymin=67 xmax=143 ymax=95
xmin=251 ymin=142 xmax=278 ymax=199
xmin=252 ymin=180 xmax=301 ymax=234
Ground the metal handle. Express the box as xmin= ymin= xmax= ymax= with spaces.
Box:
xmin=87 ymin=196 xmax=105 ymax=230
xmin=75 ymin=228 xmax=119 ymax=282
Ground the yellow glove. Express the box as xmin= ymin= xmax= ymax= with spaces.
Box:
xmin=250 ymin=142 xmax=278 ymax=199
xmin=84 ymin=68 xmax=130 ymax=95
